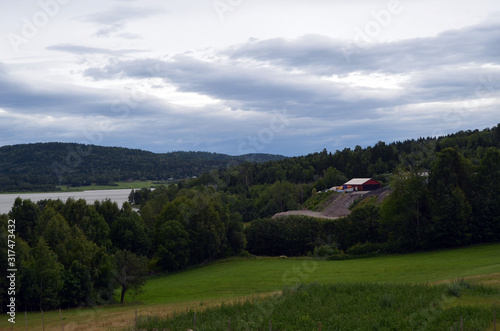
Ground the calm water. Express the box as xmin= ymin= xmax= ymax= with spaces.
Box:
xmin=0 ymin=189 xmax=132 ymax=215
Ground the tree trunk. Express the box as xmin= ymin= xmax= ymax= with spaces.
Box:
xmin=120 ymin=286 xmax=126 ymax=304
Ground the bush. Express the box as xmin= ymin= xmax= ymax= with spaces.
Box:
xmin=313 ymin=245 xmax=335 ymax=257
xmin=446 ymin=282 xmax=461 ymax=297
xmin=346 ymin=242 xmax=385 ymax=255
xmin=238 ymin=250 xmax=254 ymax=258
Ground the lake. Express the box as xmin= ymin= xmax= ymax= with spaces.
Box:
xmin=0 ymin=189 xmax=132 ymax=215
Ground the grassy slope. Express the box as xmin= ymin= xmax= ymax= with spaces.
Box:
xmin=136 ymin=243 xmax=500 ymax=305
xmin=2 ymin=244 xmax=499 ymax=330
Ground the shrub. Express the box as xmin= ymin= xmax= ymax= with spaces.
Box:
xmin=313 ymin=245 xmax=335 ymax=257
xmin=346 ymin=242 xmax=384 ymax=255
xmin=446 ymin=282 xmax=462 ymax=297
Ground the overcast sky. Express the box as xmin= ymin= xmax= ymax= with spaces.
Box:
xmin=1 ymin=0 xmax=499 ymax=156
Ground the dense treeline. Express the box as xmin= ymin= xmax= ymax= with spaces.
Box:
xmin=244 ymin=147 xmax=500 ymax=257
xmin=0 ymin=143 xmax=285 ymax=192
xmin=0 ymin=189 xmax=246 ymax=312
xmin=1 ymin=124 xmax=499 ymax=313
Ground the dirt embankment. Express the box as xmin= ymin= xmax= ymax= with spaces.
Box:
xmin=273 ymin=187 xmax=391 ymax=220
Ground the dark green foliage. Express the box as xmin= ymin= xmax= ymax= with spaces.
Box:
xmin=344 ymin=204 xmax=384 ymax=247
xmin=428 ymin=148 xmax=474 ymax=248
xmin=27 ymin=238 xmax=64 ymax=311
xmin=472 ymin=147 xmax=500 ymax=242
xmin=379 ymin=146 xmax=500 ymax=252
xmin=94 ymin=199 xmax=120 ymax=226
xmin=110 ymin=203 xmax=151 ymax=255
xmin=9 ymin=198 xmax=40 ymax=244
xmin=154 ymin=220 xmax=189 ymax=272
xmin=254 ymin=180 xmax=303 ymax=217
xmin=380 ymin=167 xmax=431 ymax=251
xmin=61 ymin=261 xmax=93 ymax=308
xmin=346 ymin=242 xmax=386 ymax=255
xmin=245 ymin=216 xmax=322 ymax=256
xmin=62 ymin=198 xmax=111 ymax=248
xmin=312 ymin=166 xmax=347 ymax=191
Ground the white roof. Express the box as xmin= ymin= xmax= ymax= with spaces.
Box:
xmin=343 ymin=178 xmax=373 ymax=185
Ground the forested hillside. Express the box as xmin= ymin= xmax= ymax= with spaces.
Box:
xmin=0 ymin=143 xmax=285 ymax=192
xmin=196 ymin=124 xmax=500 ymax=190
xmin=1 ymin=124 xmax=499 ymax=313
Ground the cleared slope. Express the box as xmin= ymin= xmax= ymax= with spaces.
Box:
xmin=274 ymin=187 xmax=391 ymax=219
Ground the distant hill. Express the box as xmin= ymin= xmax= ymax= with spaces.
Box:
xmin=0 ymin=143 xmax=286 ymax=192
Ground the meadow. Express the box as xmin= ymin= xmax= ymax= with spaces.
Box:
xmin=134 ymin=243 xmax=500 ymax=305
xmin=2 ymin=243 xmax=499 ymax=330
xmin=138 ymin=282 xmax=498 ymax=330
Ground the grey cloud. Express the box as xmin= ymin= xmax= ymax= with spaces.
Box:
xmin=402 ymin=67 xmax=500 ymax=103
xmin=116 ymin=32 xmax=143 ymax=40
xmin=95 ymin=23 xmax=124 ymax=37
xmin=46 ymin=44 xmax=146 ymax=55
xmin=83 ymin=56 xmax=380 ymax=121
xmin=80 ymin=5 xmax=167 ymax=39
xmin=225 ymin=23 xmax=500 ymax=76
xmin=0 ymin=62 xmax=164 ymax=119
xmin=81 ymin=6 xmax=166 ymax=25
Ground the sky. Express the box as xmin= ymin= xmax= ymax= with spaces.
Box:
xmin=0 ymin=0 xmax=499 ymax=156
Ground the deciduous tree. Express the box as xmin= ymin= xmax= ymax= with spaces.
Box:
xmin=113 ymin=250 xmax=148 ymax=304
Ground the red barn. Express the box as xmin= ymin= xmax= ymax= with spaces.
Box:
xmin=343 ymin=178 xmax=381 ymax=191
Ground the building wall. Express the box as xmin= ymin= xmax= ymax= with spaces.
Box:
xmin=362 ymin=179 xmax=381 ymax=190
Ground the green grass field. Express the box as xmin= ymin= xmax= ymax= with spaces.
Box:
xmin=134 ymin=243 xmax=500 ymax=305
xmin=2 ymin=243 xmax=499 ymax=330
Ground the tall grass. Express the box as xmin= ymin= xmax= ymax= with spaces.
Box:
xmin=137 ymin=282 xmax=498 ymax=331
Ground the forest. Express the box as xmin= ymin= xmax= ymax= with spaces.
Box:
xmin=0 ymin=143 xmax=285 ymax=192
xmin=0 ymin=124 xmax=499 ymax=312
